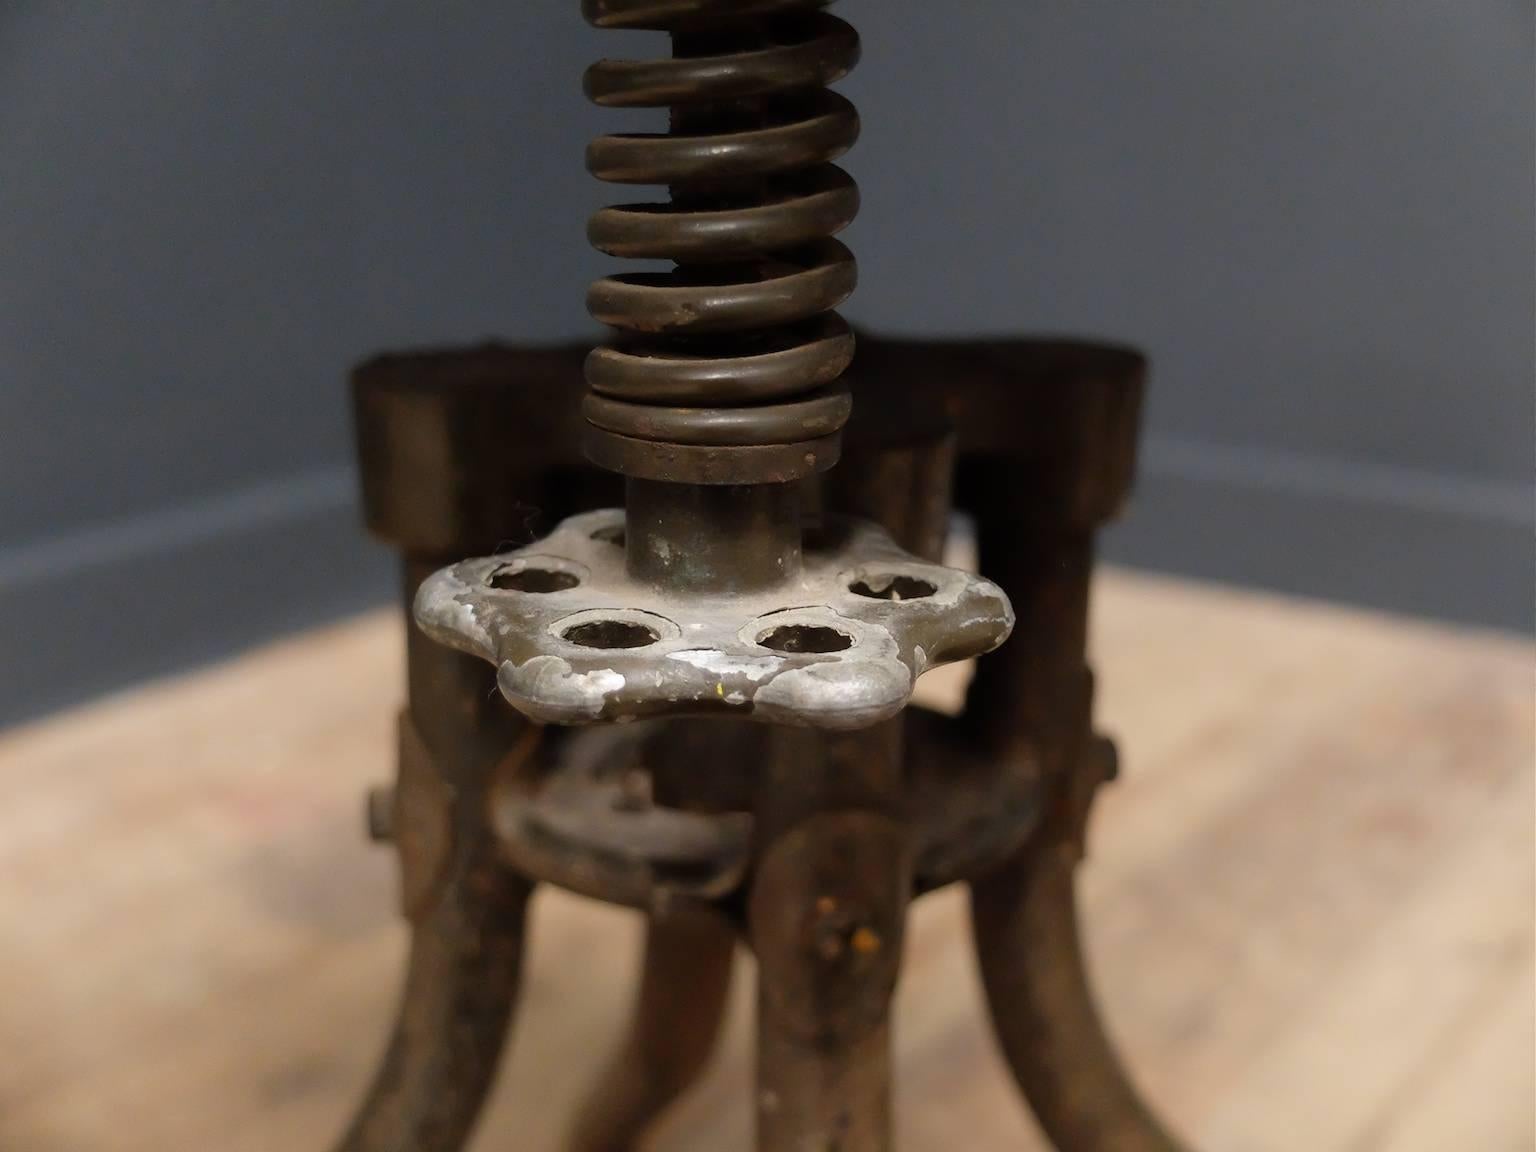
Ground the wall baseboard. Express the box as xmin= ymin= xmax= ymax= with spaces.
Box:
xmin=0 ymin=469 xmax=395 ymax=728
xmin=1106 ymin=438 xmax=1534 ymax=637
xmin=2 ymin=447 xmax=1529 ymax=727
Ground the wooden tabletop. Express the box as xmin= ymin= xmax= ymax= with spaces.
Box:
xmin=1 ymin=569 xmax=1530 ymax=1151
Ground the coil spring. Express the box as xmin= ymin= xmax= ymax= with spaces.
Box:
xmin=582 ymin=0 xmax=861 ymax=482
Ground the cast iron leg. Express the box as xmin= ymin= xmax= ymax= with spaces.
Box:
xmin=568 ymin=910 xmax=737 ymax=1152
xmin=970 ymin=736 xmax=1190 ymax=1152
xmin=337 ymin=560 xmax=538 ymax=1152
xmin=337 ymin=870 xmax=532 ymax=1152
xmin=954 ymin=374 xmax=1187 ymax=1151
xmin=750 ymin=723 xmax=912 ymax=1152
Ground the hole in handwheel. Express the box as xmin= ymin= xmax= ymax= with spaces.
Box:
xmin=490 ymin=566 xmax=580 ymax=593
xmin=849 ymin=574 xmax=936 ymax=601
xmin=590 ymin=524 xmax=625 ymax=547
xmin=758 ymin=624 xmax=852 ymax=654
xmin=563 ymin=620 xmax=658 ymax=649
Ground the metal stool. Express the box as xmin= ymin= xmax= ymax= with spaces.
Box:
xmin=340 ymin=334 xmax=1184 ymax=1151
xmin=337 ymin=4 xmax=1189 ymax=1148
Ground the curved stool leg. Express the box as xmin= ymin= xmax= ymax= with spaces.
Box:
xmin=341 ymin=347 xmax=599 ymax=1152
xmin=337 ymin=559 xmax=540 ymax=1152
xmin=970 ymin=740 xmax=1190 ymax=1152
xmin=338 ymin=871 xmax=532 ymax=1152
xmin=568 ymin=910 xmax=736 ymax=1152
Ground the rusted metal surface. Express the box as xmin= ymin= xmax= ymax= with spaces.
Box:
xmin=750 ymin=720 xmax=910 ymax=1152
xmin=338 ymin=6 xmax=1185 ymax=1138
xmin=955 ymin=354 xmax=1190 ymax=1150
xmin=351 ymin=342 xmax=609 ymax=556
xmin=582 ymin=1 xmax=861 ymax=489
xmin=338 ymin=328 xmax=1186 ymax=1150
xmin=489 ymin=722 xmax=753 ymax=914
xmin=477 ymin=706 xmax=1040 ymax=915
xmin=905 ymin=706 xmax=1042 ymax=894
xmin=339 ymin=351 xmax=570 ymax=1151
xmin=569 ymin=910 xmax=738 ymax=1152
xmin=971 ymin=741 xmax=1190 ymax=1152
xmin=336 ymin=561 xmax=537 ymax=1152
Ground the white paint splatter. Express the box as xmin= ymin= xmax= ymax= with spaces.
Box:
xmin=502 ymin=656 xmax=625 ymax=721
xmin=667 ymin=648 xmax=784 ymax=682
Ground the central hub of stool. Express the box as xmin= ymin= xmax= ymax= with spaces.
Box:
xmin=417 ymin=508 xmax=1011 ymax=728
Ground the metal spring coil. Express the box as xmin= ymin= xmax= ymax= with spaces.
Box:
xmin=582 ymin=0 xmax=860 ymax=481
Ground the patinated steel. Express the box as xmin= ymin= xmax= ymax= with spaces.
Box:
xmin=333 ymin=3 xmax=1192 ymax=1149
xmin=569 ymin=909 xmax=738 ymax=1152
xmin=580 ymin=0 xmax=861 ymax=490
xmin=337 ymin=559 xmax=536 ymax=1152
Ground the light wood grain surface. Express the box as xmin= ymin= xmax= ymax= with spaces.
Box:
xmin=1 ymin=570 xmax=1530 ymax=1151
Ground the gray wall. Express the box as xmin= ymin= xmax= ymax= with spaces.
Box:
xmin=3 ymin=2 xmax=1532 ymax=724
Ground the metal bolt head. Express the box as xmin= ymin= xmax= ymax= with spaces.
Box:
xmin=366 ymin=786 xmax=396 ymax=843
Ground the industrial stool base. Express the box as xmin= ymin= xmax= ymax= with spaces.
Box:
xmin=339 ymin=337 xmax=1190 ymax=1152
